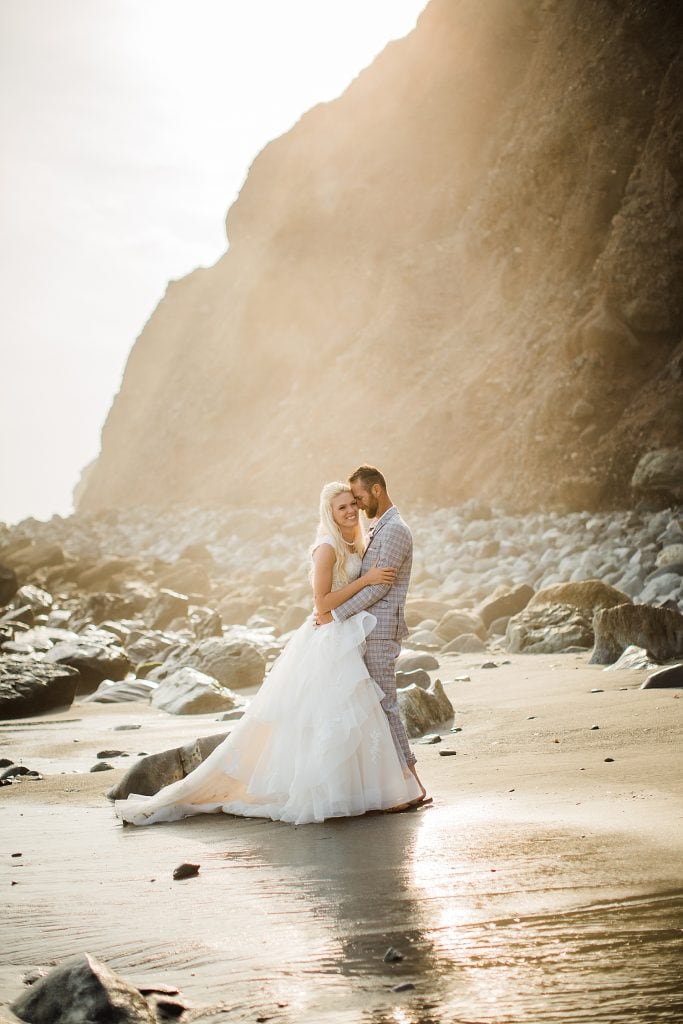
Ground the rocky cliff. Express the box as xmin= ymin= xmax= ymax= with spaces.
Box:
xmin=77 ymin=0 xmax=683 ymax=514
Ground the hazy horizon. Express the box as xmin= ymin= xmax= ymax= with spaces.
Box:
xmin=0 ymin=0 xmax=426 ymax=526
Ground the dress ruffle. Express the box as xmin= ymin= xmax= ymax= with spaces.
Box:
xmin=115 ymin=611 xmax=421 ymax=826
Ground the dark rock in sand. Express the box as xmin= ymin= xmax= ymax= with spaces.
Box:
xmin=641 ymin=663 xmax=683 ymax=689
xmin=476 ymin=584 xmax=535 ymax=629
xmin=90 ymin=762 xmax=115 ymax=772
xmin=590 ymin=604 xmax=683 ymax=664
xmin=10 ymin=951 xmax=156 ymax=1023
xmin=0 ymin=658 xmax=79 ymax=718
xmin=0 ymin=563 xmax=19 ymax=606
xmin=148 ymin=636 xmax=265 ymax=690
xmin=43 ymin=641 xmax=131 ymax=695
xmin=107 ymin=732 xmax=229 ymax=799
xmin=173 ymin=862 xmax=200 ymax=880
xmin=383 ymin=947 xmax=404 ymax=962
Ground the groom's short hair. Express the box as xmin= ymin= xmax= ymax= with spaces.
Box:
xmin=349 ymin=464 xmax=386 ymax=491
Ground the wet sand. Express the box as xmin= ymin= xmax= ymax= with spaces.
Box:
xmin=1 ymin=652 xmax=682 ymax=1023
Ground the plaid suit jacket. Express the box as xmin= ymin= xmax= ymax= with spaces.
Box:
xmin=333 ymin=506 xmax=412 ymax=640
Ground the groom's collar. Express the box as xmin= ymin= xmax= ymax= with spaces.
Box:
xmin=368 ymin=505 xmax=398 ymax=538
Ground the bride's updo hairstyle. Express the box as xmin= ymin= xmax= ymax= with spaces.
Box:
xmin=311 ymin=481 xmax=366 ymax=585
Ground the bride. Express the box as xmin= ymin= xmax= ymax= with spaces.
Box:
xmin=115 ymin=481 xmax=423 ymax=826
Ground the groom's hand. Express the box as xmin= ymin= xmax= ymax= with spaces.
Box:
xmin=314 ymin=610 xmax=333 ymax=627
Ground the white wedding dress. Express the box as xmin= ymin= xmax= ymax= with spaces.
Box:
xmin=115 ymin=543 xmax=421 ymax=826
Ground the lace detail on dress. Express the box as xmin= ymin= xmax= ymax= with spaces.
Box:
xmin=313 ymin=536 xmax=362 ymax=591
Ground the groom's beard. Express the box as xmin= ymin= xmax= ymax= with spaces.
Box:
xmin=364 ymin=500 xmax=379 ymax=519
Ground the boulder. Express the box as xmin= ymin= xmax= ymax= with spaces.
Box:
xmin=10 ymin=951 xmax=156 ymax=1024
xmin=506 ymin=603 xmax=594 ymax=654
xmin=0 ymin=657 xmax=79 ymax=718
xmin=405 ymin=629 xmax=442 ymax=650
xmin=398 ymin=679 xmax=454 ymax=738
xmin=396 ymin=668 xmax=431 ymax=690
xmin=76 ymin=558 xmax=137 ymax=590
xmin=641 ymin=664 xmax=683 ymax=689
xmin=3 ymin=542 xmax=64 ymax=574
xmin=13 ymin=584 xmax=53 ymax=615
xmin=82 ymin=679 xmax=157 ymax=703
xmin=441 ymin=632 xmax=487 ymax=653
xmin=43 ymin=641 xmax=131 ymax=695
xmin=526 ymin=579 xmax=631 ymax=616
xmin=145 ymin=588 xmax=189 ymax=630
xmin=631 ymin=448 xmax=683 ymax=506
xmin=603 ymin=645 xmax=659 ymax=671
xmin=156 ymin=560 xmax=211 ymax=597
xmin=150 ymin=667 xmax=243 ymax=715
xmin=405 ymin=599 xmax=452 ymax=628
xmin=280 ymin=604 xmax=311 ymax=633
xmin=475 ymin=584 xmax=535 ymax=628
xmin=435 ymin=609 xmax=486 ymax=642
xmin=656 ymin=544 xmax=683 ymax=569
xmin=83 ymin=592 xmax=141 ymax=624
xmin=396 ymin=651 xmax=439 ymax=672
xmin=189 ymin=606 xmax=223 ymax=639
xmin=125 ymin=632 xmax=181 ymax=666
xmin=147 ymin=636 xmax=265 ymax=690
xmin=107 ymin=732 xmax=229 ymax=799
xmin=0 ymin=563 xmax=18 ymax=606
xmin=590 ymin=603 xmax=683 ymax=664
xmin=488 ymin=615 xmax=511 ymax=636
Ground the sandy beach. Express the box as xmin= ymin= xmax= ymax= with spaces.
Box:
xmin=1 ymin=651 xmax=681 ymax=1023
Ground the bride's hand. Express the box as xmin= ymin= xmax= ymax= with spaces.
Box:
xmin=364 ymin=562 xmax=397 ymax=586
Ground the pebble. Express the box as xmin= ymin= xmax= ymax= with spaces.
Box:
xmin=392 ymin=982 xmax=416 ymax=993
xmin=89 ymin=763 xmax=114 ymax=772
xmin=590 ymin=689 xmax=604 ymax=693
xmin=453 ymin=675 xmax=471 ymax=682
xmin=438 ymin=750 xmax=457 ymax=757
xmin=591 ymin=725 xmax=600 ymax=730
xmin=481 ymin=662 xmax=498 ymax=669
xmin=96 ymin=749 xmax=125 ymax=758
xmin=418 ymin=735 xmax=441 ymax=744
xmin=173 ymin=862 xmax=200 ymax=880
xmin=114 ymin=724 xmax=142 ymax=731
xmin=604 ymin=757 xmax=615 ymax=762
xmin=383 ymin=947 xmax=404 ymax=963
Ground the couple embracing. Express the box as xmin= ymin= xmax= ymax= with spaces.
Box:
xmin=116 ymin=465 xmax=429 ymax=827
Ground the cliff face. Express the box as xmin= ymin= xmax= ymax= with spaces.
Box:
xmin=78 ymin=0 xmax=683 ymax=514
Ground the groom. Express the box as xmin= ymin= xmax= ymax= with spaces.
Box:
xmin=316 ymin=464 xmax=428 ymax=804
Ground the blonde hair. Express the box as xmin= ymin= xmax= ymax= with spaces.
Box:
xmin=311 ymin=481 xmax=366 ymax=585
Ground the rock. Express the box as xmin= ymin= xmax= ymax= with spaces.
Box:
xmin=107 ymin=732 xmax=229 ymax=799
xmin=148 ymin=636 xmax=266 ymax=690
xmin=441 ymin=633 xmax=487 ymax=653
xmin=1 ymin=604 xmax=35 ymax=627
xmin=0 ymin=563 xmax=18 ymax=606
xmin=280 ymin=604 xmax=311 ymax=633
xmin=475 ymin=584 xmax=535 ymax=628
xmin=173 ymin=862 xmax=200 ymax=880
xmin=435 ymin=609 xmax=486 ymax=642
xmin=157 ymin=560 xmax=211 ymax=597
xmin=90 ymin=762 xmax=115 ymax=772
xmin=3 ymin=541 xmax=64 ymax=574
xmin=82 ymin=679 xmax=157 ymax=703
xmin=638 ymin=572 xmax=682 ymax=605
xmin=398 ymin=679 xmax=454 ymax=738
xmin=12 ymin=585 xmax=53 ymax=615
xmin=392 ymin=982 xmax=416 ymax=992
xmin=641 ymin=663 xmax=683 ymax=689
xmin=488 ymin=615 xmax=511 ymax=636
xmin=145 ymin=589 xmax=189 ymax=630
xmin=77 ymin=558 xmax=137 ymax=590
xmin=383 ymin=947 xmax=404 ymax=962
xmin=83 ymin=593 xmax=141 ymax=624
xmin=10 ymin=951 xmax=156 ymax=1023
xmin=656 ymin=544 xmax=683 ymax=569
xmin=96 ymin=749 xmax=125 ymax=758
xmin=418 ymin=734 xmax=441 ymax=744
xmin=151 ymin=667 xmax=243 ymax=715
xmin=405 ymin=629 xmax=442 ymax=649
xmin=526 ymin=580 xmax=631 ymax=616
xmin=506 ymin=603 xmax=594 ymax=654
xmin=603 ymin=645 xmax=659 ymax=671
xmin=396 ymin=651 xmax=439 ymax=672
xmin=396 ymin=668 xmax=431 ymax=691
xmin=405 ymin=599 xmax=452 ymax=628
xmin=43 ymin=641 xmax=131 ymax=695
xmin=439 ymin=749 xmax=457 ymax=756
xmin=591 ymin=604 xmax=683 ymax=664
xmin=0 ymin=658 xmax=79 ymax=718
xmin=631 ymin=448 xmax=683 ymax=506
xmin=189 ymin=606 xmax=223 ymax=639
xmin=125 ymin=632 xmax=180 ymax=666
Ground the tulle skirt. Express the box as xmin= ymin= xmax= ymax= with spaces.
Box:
xmin=114 ymin=611 xmax=421 ymax=826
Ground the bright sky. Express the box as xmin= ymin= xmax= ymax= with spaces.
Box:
xmin=0 ymin=0 xmax=426 ymax=525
